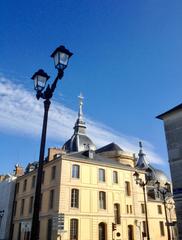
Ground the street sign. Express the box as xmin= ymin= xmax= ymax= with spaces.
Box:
xmin=52 ymin=213 xmax=64 ymax=231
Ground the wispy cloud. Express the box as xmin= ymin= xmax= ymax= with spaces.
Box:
xmin=0 ymin=75 xmax=164 ymax=165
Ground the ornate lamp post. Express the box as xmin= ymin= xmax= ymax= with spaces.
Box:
xmin=133 ymin=171 xmax=151 ymax=240
xmin=30 ymin=45 xmax=73 ymax=240
xmin=155 ymin=180 xmax=171 ymax=240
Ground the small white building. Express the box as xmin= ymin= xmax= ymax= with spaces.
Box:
xmin=0 ymin=175 xmax=16 ymax=240
xmin=0 ymin=165 xmax=23 ymax=240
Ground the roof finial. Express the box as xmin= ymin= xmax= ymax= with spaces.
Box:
xmin=139 ymin=141 xmax=143 ymax=150
xmin=78 ymin=93 xmax=84 ymax=120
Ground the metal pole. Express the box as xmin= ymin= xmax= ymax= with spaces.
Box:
xmin=143 ymin=185 xmax=150 ymax=240
xmin=30 ymin=99 xmax=51 ymax=240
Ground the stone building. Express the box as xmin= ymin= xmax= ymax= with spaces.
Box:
xmin=11 ymin=98 xmax=177 ymax=240
xmin=157 ymin=104 xmax=182 ymax=240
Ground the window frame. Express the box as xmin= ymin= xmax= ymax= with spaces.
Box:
xmin=99 ymin=168 xmax=105 ymax=182
xmin=99 ymin=191 xmax=106 ymax=209
xmin=157 ymin=205 xmax=162 ymax=214
xmin=20 ymin=199 xmax=25 ymax=216
xmin=31 ymin=175 xmax=36 ymax=189
xmin=159 ymin=221 xmax=165 ymax=236
xmin=125 ymin=181 xmax=131 ymax=196
xmin=42 ymin=171 xmax=45 ymax=184
xmin=49 ymin=189 xmax=55 ymax=209
xmin=72 ymin=164 xmax=80 ymax=179
xmin=113 ymin=171 xmax=118 ymax=184
xmin=141 ymin=203 xmax=145 ymax=214
xmin=23 ymin=179 xmax=27 ymax=192
xmin=71 ymin=189 xmax=79 ymax=208
xmin=29 ymin=196 xmax=34 ymax=214
xmin=114 ymin=203 xmax=121 ymax=224
xmin=51 ymin=166 xmax=56 ymax=180
xmin=70 ymin=219 xmax=78 ymax=240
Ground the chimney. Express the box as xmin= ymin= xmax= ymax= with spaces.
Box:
xmin=14 ymin=164 xmax=24 ymax=177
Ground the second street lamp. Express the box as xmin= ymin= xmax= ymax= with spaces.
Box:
xmin=133 ymin=171 xmax=151 ymax=240
xmin=155 ymin=180 xmax=171 ymax=240
xmin=30 ymin=45 xmax=73 ymax=240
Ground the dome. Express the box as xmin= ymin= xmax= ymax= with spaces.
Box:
xmin=135 ymin=142 xmax=170 ymax=185
xmin=152 ymin=168 xmax=169 ymax=185
xmin=63 ymin=134 xmax=96 ymax=152
xmin=62 ymin=94 xmax=96 ymax=153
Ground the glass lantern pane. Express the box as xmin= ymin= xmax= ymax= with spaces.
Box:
xmin=34 ymin=77 xmax=38 ymax=90
xmin=34 ymin=75 xmax=47 ymax=91
xmin=59 ymin=52 xmax=69 ymax=66
xmin=54 ymin=52 xmax=59 ymax=68
xmin=38 ymin=76 xmax=47 ymax=89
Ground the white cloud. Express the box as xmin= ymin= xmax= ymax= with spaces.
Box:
xmin=0 ymin=76 xmax=164 ymax=165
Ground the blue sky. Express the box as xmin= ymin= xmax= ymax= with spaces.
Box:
xmin=0 ymin=0 xmax=182 ymax=177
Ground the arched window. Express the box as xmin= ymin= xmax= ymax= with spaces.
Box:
xmin=128 ymin=225 xmax=134 ymax=240
xmin=114 ymin=203 xmax=121 ymax=224
xmin=70 ymin=219 xmax=78 ymax=240
xmin=71 ymin=189 xmax=79 ymax=208
xmin=99 ymin=222 xmax=107 ymax=240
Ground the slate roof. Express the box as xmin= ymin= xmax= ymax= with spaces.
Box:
xmin=66 ymin=150 xmax=134 ymax=171
xmin=95 ymin=142 xmax=123 ymax=154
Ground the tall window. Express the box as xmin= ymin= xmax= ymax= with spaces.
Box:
xmin=159 ymin=221 xmax=165 ymax=236
xmin=51 ymin=166 xmax=56 ymax=180
xmin=126 ymin=205 xmax=132 ymax=214
xmin=18 ymin=223 xmax=21 ymax=240
xmin=113 ymin=171 xmax=118 ymax=184
xmin=49 ymin=189 xmax=54 ymax=209
xmin=141 ymin=204 xmax=145 ymax=214
xmin=128 ymin=225 xmax=134 ymax=240
xmin=42 ymin=171 xmax=45 ymax=184
xmin=47 ymin=219 xmax=52 ymax=240
xmin=99 ymin=222 xmax=106 ymax=240
xmin=13 ymin=201 xmax=17 ymax=216
xmin=71 ymin=189 xmax=79 ymax=208
xmin=40 ymin=193 xmax=43 ymax=211
xmin=99 ymin=169 xmax=105 ymax=182
xmin=125 ymin=181 xmax=131 ymax=196
xmin=142 ymin=221 xmax=146 ymax=235
xmin=99 ymin=191 xmax=106 ymax=209
xmin=70 ymin=219 xmax=78 ymax=240
xmin=32 ymin=175 xmax=36 ymax=189
xmin=29 ymin=196 xmax=34 ymax=213
xmin=20 ymin=199 xmax=25 ymax=216
xmin=72 ymin=165 xmax=80 ymax=178
xmin=23 ymin=179 xmax=27 ymax=192
xmin=114 ymin=203 xmax=121 ymax=224
xmin=130 ymin=205 xmax=132 ymax=214
xmin=157 ymin=205 xmax=162 ymax=214
xmin=16 ymin=182 xmax=20 ymax=194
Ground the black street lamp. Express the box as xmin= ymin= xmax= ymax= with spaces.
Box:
xmin=155 ymin=180 xmax=171 ymax=240
xmin=30 ymin=45 xmax=73 ymax=240
xmin=133 ymin=171 xmax=151 ymax=240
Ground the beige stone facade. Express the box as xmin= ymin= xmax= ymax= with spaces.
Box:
xmin=12 ymin=147 xmax=177 ymax=240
